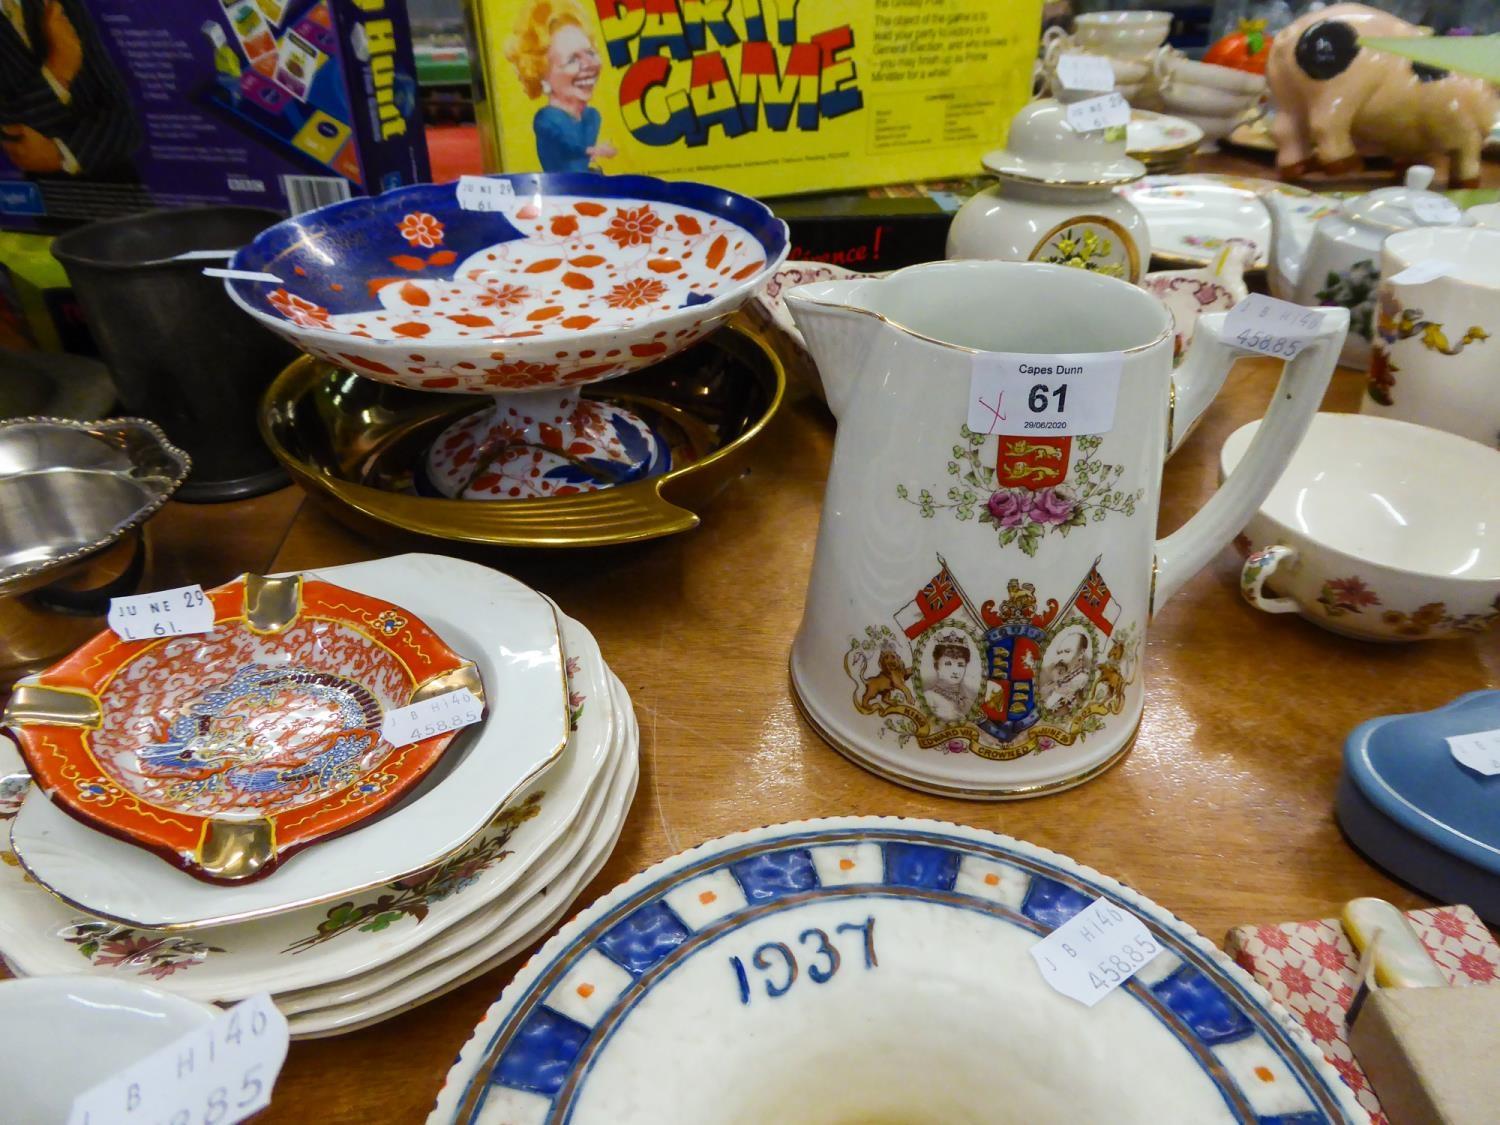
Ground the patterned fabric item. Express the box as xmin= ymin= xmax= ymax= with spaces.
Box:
xmin=1225 ymin=905 xmax=1500 ymax=1125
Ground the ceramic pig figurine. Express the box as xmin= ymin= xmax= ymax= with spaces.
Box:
xmin=1266 ymin=3 xmax=1497 ymax=187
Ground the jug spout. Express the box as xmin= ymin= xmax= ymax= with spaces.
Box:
xmin=784 ymin=279 xmax=880 ymax=421
xmin=1263 ymin=190 xmax=1309 ymax=301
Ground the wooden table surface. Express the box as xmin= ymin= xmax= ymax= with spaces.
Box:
xmin=25 ymin=150 xmax=1500 ymax=1122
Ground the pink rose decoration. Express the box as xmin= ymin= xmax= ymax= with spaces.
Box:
xmin=986 ymin=489 xmax=1027 ymax=527
xmin=1028 ymin=487 xmax=1076 ymax=525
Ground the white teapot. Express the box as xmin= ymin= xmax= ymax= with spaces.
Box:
xmin=948 ymin=97 xmax=1151 ymax=283
xmin=1265 ymin=165 xmax=1471 ymax=369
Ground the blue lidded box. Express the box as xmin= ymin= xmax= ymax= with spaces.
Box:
xmin=0 ymin=0 xmax=429 ymax=231
xmin=1337 ymin=690 xmax=1500 ymax=924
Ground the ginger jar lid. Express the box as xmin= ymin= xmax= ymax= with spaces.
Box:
xmin=980 ymin=97 xmax=1146 ymax=188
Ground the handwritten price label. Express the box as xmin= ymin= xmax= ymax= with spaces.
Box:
xmin=968 ymin=351 xmax=1122 ymax=437
xmin=381 ymin=687 xmax=483 ymax=747
xmin=456 ymin=175 xmax=515 ymax=213
xmin=68 ymin=993 xmax=288 ymax=1125
xmin=108 ymin=585 xmax=215 ymax=642
xmin=1065 ymin=92 xmax=1130 ymax=133
xmin=1410 ymin=195 xmax=1462 ymax=225
xmin=1223 ymin=294 xmax=1326 ymax=361
xmin=1030 ymin=897 xmax=1162 ymax=1007
xmin=1055 ymin=53 xmax=1115 ymax=94
xmin=1448 ymin=728 xmax=1500 ymax=777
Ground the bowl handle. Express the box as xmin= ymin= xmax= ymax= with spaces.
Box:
xmin=1240 ymin=545 xmax=1301 ymax=615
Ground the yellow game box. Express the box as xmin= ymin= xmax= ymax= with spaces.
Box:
xmin=464 ymin=0 xmax=1042 ymax=197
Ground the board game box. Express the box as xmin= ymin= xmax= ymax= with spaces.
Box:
xmin=464 ymin=0 xmax=1042 ymax=197
xmin=0 ymin=0 xmax=430 ymax=231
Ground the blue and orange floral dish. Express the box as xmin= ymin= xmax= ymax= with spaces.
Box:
xmin=1338 ymin=691 xmax=1500 ymax=925
xmin=430 ymin=817 xmax=1368 ymax=1124
xmin=223 ymin=173 xmax=790 ymax=396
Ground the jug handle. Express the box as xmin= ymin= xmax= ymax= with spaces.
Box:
xmin=1151 ymin=307 xmax=1348 ymax=614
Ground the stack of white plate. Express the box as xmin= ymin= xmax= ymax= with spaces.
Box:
xmin=0 ymin=554 xmax=638 ymax=1038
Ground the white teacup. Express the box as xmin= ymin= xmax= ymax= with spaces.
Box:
xmin=1160 ymin=81 xmax=1255 ymax=117
xmin=1363 ymin=226 xmax=1500 ymax=448
xmin=1225 ymin=413 xmax=1500 ymax=642
xmin=1158 ymin=54 xmax=1265 ymax=95
xmin=1075 ymin=10 xmax=1172 ymax=57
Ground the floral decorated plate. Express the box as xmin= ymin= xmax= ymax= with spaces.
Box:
xmin=6 ymin=554 xmax=569 ymax=930
xmin=0 ymin=611 xmax=617 ymax=1003
xmin=429 ymin=818 xmax=1367 ymax=1124
xmin=278 ymin=667 xmax=631 ymax=1018
xmin=4 ymin=573 xmax=479 ymax=883
xmin=1117 ymin=174 xmax=1332 ymax=269
xmin=289 ymin=684 xmax=636 ymax=1037
xmin=224 ymin=173 xmax=790 ymax=396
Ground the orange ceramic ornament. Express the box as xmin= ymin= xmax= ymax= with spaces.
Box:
xmin=1205 ymin=19 xmax=1272 ymax=74
xmin=3 ymin=574 xmax=481 ymax=884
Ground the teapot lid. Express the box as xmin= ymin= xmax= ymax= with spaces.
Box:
xmin=981 ymin=98 xmax=1146 ymax=188
xmin=1341 ymin=165 xmax=1472 ymax=230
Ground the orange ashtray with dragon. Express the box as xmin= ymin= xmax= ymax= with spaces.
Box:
xmin=2 ymin=574 xmax=482 ymax=884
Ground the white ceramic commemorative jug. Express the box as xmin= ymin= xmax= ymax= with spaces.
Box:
xmin=786 ymin=261 xmax=1347 ymax=798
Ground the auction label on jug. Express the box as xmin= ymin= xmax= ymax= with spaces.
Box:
xmin=968 ymin=352 xmax=1122 ymax=437
xmin=1223 ymin=294 xmax=1325 ymax=360
xmin=1030 ymin=896 xmax=1162 ymax=1007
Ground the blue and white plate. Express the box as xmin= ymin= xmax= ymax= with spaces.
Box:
xmin=429 ymin=817 xmax=1366 ymax=1124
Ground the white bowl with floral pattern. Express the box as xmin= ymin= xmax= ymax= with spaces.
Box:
xmin=1223 ymin=412 xmax=1500 ymax=641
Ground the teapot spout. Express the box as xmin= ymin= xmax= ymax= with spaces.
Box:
xmin=1263 ymin=190 xmax=1309 ymax=301
xmin=784 ymin=279 xmax=880 ymax=421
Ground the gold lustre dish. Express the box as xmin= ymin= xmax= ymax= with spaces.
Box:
xmin=260 ymin=319 xmax=785 ymax=547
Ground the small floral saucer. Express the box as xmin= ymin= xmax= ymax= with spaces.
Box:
xmin=3 ymin=573 xmax=479 ymax=884
xmin=431 ymin=817 xmax=1367 ymax=1124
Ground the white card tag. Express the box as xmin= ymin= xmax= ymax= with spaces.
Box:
xmin=108 ymin=585 xmax=215 ymax=642
xmin=67 ymin=993 xmax=288 ymax=1125
xmin=1390 ymin=260 xmax=1456 ymax=285
xmin=1055 ymin=53 xmax=1115 ymax=94
xmin=456 ymin=175 xmax=516 ymax=212
xmin=170 ymin=249 xmax=235 ymax=261
xmin=381 ymin=687 xmax=483 ymax=747
xmin=1223 ymin=293 xmax=1326 ymax=360
xmin=1030 ymin=896 xmax=1163 ymax=1008
xmin=968 ymin=351 xmax=1123 ymax=437
xmin=1448 ymin=729 xmax=1500 ymax=777
xmin=1411 ymin=195 xmax=1462 ymax=225
xmin=1065 ymin=92 xmax=1130 ymax=133
xmin=202 ymin=267 xmax=283 ymax=283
